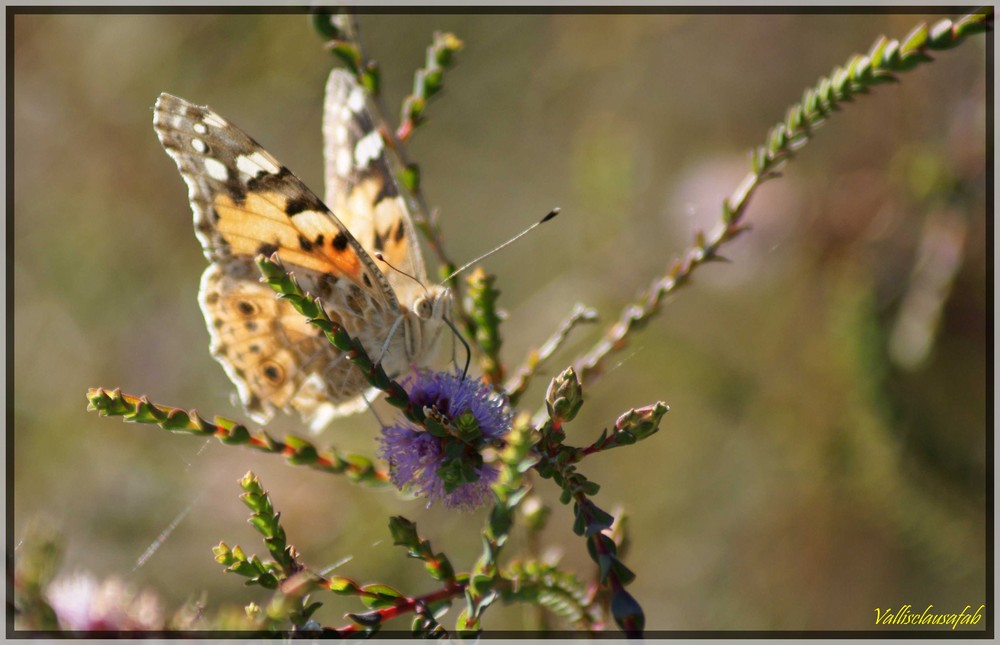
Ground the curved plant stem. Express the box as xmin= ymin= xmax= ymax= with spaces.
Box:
xmin=573 ymin=8 xmax=991 ymax=386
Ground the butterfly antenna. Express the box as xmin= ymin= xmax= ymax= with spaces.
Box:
xmin=375 ymin=253 xmax=431 ymax=296
xmin=440 ymin=208 xmax=561 ymax=284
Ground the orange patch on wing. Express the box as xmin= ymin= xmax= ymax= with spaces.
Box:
xmin=380 ymin=219 xmax=408 ymax=262
xmin=213 ymin=192 xmax=363 ymax=281
xmin=323 ymin=238 xmax=362 ymax=278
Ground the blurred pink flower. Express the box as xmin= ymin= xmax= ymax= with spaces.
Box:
xmin=46 ymin=572 xmax=163 ymax=631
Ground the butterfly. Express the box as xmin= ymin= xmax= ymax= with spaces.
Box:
xmin=153 ymin=69 xmax=450 ymax=431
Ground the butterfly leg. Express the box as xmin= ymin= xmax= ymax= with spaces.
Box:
xmin=360 ymin=390 xmax=385 ymax=428
xmin=375 ymin=313 xmax=406 ymax=366
xmin=443 ymin=316 xmax=471 ymax=378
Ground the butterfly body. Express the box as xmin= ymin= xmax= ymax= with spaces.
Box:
xmin=153 ymin=70 xmax=448 ymax=430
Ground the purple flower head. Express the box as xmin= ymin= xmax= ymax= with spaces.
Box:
xmin=378 ymin=370 xmax=512 ymax=510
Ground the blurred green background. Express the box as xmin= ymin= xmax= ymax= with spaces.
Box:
xmin=12 ymin=11 xmax=987 ymax=631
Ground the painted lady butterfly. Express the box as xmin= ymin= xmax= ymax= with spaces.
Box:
xmin=153 ymin=69 xmax=450 ymax=431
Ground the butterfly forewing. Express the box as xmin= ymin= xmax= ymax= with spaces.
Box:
xmin=322 ymin=70 xmax=432 ymax=308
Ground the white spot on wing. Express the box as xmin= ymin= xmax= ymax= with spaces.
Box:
xmin=347 ymin=87 xmax=365 ymax=113
xmin=336 ymin=148 xmax=352 ymax=175
xmin=203 ymin=157 xmax=229 ymax=181
xmin=250 ymin=151 xmax=281 ymax=174
xmin=202 ymin=112 xmax=227 ymax=128
xmin=236 ymin=155 xmax=259 ymax=178
xmin=235 ymin=155 xmax=257 ymax=178
xmin=191 ymin=138 xmax=207 ymax=153
xmin=236 ymin=151 xmax=281 ymax=178
xmin=354 ymin=130 xmax=383 ymax=167
xmin=193 ymin=122 xmax=208 ymax=135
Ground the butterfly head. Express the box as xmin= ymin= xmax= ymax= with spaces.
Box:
xmin=403 ymin=284 xmax=451 ymax=362
xmin=413 ymin=284 xmax=450 ymax=321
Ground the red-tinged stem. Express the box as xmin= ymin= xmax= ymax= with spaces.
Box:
xmin=331 ymin=580 xmax=468 ymax=633
xmin=378 ymin=582 xmax=465 ymax=622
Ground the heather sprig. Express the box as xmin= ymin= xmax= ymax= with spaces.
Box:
xmin=500 ymin=560 xmax=599 ymax=631
xmin=214 ymin=473 xmax=325 ymax=630
xmin=572 ymin=7 xmax=993 ymax=387
xmin=85 ymin=387 xmax=388 ymax=485
xmin=566 ymin=403 xmax=670 ymax=463
xmin=466 ymin=267 xmax=505 ymax=386
xmin=531 ymin=368 xmax=665 ymax=635
xmin=218 ymin=475 xmax=474 ymax=635
xmin=312 ymin=10 xmax=370 ymax=88
xmin=460 ymin=415 xmax=539 ymax=633
xmin=397 ymin=30 xmax=464 ymax=144
xmin=388 ymin=516 xmax=457 ymax=585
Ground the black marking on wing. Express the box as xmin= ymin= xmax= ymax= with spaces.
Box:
xmin=246 ymin=167 xmax=292 ymax=192
xmin=373 ymin=174 xmax=398 ymax=201
xmin=332 ymin=232 xmax=349 ymax=251
xmin=285 ymin=194 xmax=326 ymax=216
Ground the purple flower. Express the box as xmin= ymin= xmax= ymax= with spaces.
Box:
xmin=378 ymin=370 xmax=512 ymax=510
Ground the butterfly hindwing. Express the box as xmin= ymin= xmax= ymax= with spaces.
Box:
xmin=199 ymin=263 xmax=374 ymax=427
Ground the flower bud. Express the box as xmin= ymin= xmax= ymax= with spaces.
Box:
xmin=614 ymin=402 xmax=668 ymax=442
xmin=546 ymin=367 xmax=583 ymax=423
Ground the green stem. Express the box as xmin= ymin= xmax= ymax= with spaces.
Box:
xmin=86 ymin=387 xmax=388 ymax=485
